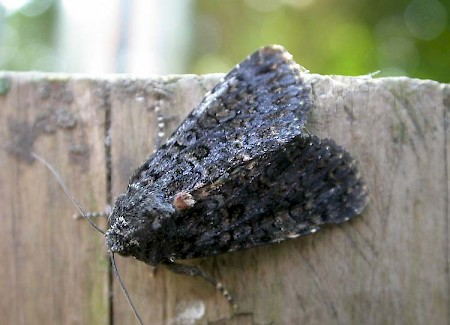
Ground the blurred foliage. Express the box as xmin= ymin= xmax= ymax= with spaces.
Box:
xmin=191 ymin=0 xmax=450 ymax=82
xmin=0 ymin=0 xmax=449 ymax=82
xmin=0 ymin=0 xmax=57 ymax=71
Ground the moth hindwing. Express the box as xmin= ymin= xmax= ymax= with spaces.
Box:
xmin=106 ymin=45 xmax=368 ymax=271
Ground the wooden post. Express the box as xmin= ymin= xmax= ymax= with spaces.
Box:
xmin=1 ymin=71 xmax=448 ymax=324
xmin=0 ymin=73 xmax=109 ymax=324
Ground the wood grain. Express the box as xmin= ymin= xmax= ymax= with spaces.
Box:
xmin=0 ymin=73 xmax=109 ymax=324
xmin=1 ymin=71 xmax=448 ymax=325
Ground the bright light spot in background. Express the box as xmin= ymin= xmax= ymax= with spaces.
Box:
xmin=0 ymin=0 xmax=30 ymax=13
xmin=0 ymin=0 xmax=52 ymax=16
xmin=20 ymin=0 xmax=53 ymax=17
xmin=58 ymin=0 xmax=120 ymax=72
xmin=61 ymin=0 xmax=113 ymax=18
xmin=58 ymin=0 xmax=192 ymax=74
xmin=404 ymin=0 xmax=447 ymax=40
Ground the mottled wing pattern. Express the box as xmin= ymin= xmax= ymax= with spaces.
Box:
xmin=106 ymin=45 xmax=368 ymax=268
xmin=173 ymin=134 xmax=368 ymax=259
xmin=131 ymin=45 xmax=312 ymax=196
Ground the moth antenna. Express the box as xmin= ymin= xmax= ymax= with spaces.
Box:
xmin=110 ymin=252 xmax=144 ymax=325
xmin=32 ymin=153 xmax=143 ymax=322
xmin=31 ymin=152 xmax=105 ymax=235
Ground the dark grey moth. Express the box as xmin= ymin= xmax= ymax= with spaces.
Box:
xmin=106 ymin=44 xmax=368 ymax=285
xmin=27 ymin=44 xmax=368 ymax=324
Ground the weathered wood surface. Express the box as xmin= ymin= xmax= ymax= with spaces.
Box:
xmin=0 ymin=74 xmax=109 ymax=324
xmin=0 ymin=71 xmax=448 ymax=325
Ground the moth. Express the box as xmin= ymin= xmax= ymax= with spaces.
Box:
xmin=107 ymin=44 xmax=367 ymax=297
xmin=37 ymin=45 xmax=368 ymax=324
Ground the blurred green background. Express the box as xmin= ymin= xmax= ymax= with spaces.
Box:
xmin=1 ymin=0 xmax=449 ymax=82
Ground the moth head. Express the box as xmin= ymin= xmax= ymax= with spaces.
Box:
xmin=105 ymin=184 xmax=175 ymax=265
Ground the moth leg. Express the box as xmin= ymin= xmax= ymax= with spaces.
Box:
xmin=163 ymin=262 xmax=237 ymax=309
xmin=153 ymin=101 xmax=177 ymax=150
xmin=73 ymin=205 xmax=111 ymax=220
xmin=154 ymin=105 xmax=166 ymax=150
